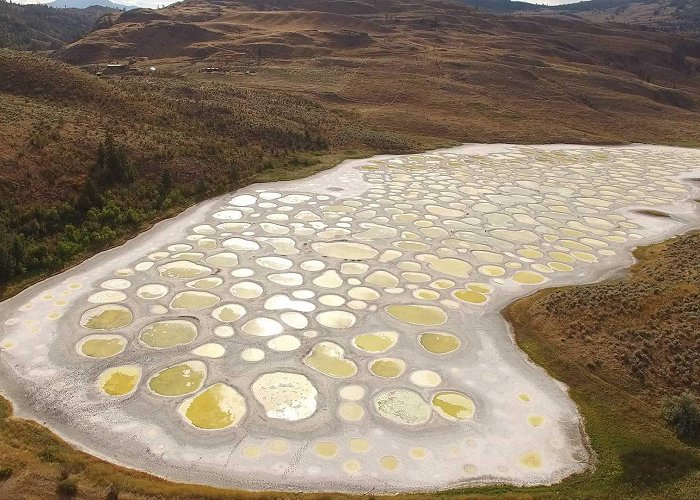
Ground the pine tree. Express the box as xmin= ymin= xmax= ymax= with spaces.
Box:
xmin=229 ymin=165 xmax=241 ymax=185
xmin=158 ymin=169 xmax=173 ymax=197
xmin=0 ymin=233 xmax=15 ymax=281
xmin=0 ymin=228 xmax=22 ymax=281
xmin=76 ymin=179 xmax=104 ymax=213
xmin=92 ymin=131 xmax=136 ymax=186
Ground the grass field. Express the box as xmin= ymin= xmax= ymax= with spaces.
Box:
xmin=500 ymin=231 xmax=700 ymax=499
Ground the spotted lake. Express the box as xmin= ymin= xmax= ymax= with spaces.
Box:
xmin=0 ymin=144 xmax=699 ymax=492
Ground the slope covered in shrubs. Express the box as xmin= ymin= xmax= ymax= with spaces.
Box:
xmin=0 ymin=49 xmax=414 ymax=296
xmin=505 ymin=231 xmax=700 ymax=498
xmin=0 ymin=1 xmax=114 ymax=51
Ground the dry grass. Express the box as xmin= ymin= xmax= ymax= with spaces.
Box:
xmin=3 ymin=0 xmax=700 ymax=294
xmin=502 ymin=231 xmax=700 ymax=499
xmin=57 ymin=0 xmax=700 ymax=146
xmin=518 ymin=233 xmax=700 ymax=393
xmin=0 ymin=48 xmax=422 ymax=298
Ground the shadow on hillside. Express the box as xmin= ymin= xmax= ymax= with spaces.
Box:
xmin=621 ymin=447 xmax=700 ymax=488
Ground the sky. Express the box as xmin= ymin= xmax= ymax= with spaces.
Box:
xmin=13 ymin=0 xmax=172 ymax=7
xmin=529 ymin=0 xmax=587 ymax=4
xmin=13 ymin=0 xmax=589 ymax=7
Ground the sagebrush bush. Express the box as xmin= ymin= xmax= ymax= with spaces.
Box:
xmin=532 ymin=233 xmax=700 ymax=393
xmin=56 ymin=477 xmax=78 ymax=497
xmin=662 ymin=391 xmax=700 ymax=439
xmin=0 ymin=466 xmax=12 ymax=480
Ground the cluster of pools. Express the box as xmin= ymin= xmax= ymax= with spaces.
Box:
xmin=0 ymin=144 xmax=698 ymax=491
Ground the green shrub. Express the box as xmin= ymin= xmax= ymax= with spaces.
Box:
xmin=0 ymin=466 xmax=12 ymax=480
xmin=38 ymin=444 xmax=60 ymax=463
xmin=662 ymin=391 xmax=700 ymax=439
xmin=105 ymin=483 xmax=119 ymax=500
xmin=56 ymin=477 xmax=77 ymax=498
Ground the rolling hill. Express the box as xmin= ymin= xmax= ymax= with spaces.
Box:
xmin=0 ymin=1 xmax=117 ymax=51
xmin=46 ymin=0 xmax=134 ymax=10
xmin=462 ymin=0 xmax=700 ymax=32
xmin=55 ymin=0 xmax=700 ymax=145
xmin=0 ymin=0 xmax=696 ymax=291
xmin=0 ymin=44 xmax=412 ymax=295
xmin=550 ymin=0 xmax=700 ymax=33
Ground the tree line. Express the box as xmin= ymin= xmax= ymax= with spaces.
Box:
xmin=0 ymin=132 xmax=178 ymax=286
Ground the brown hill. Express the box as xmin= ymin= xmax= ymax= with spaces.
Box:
xmin=54 ymin=0 xmax=700 ymax=145
xmin=540 ymin=0 xmax=700 ymax=34
xmin=0 ymin=46 xmax=411 ymax=294
xmin=0 ymin=1 xmax=116 ymax=51
xmin=460 ymin=1 xmax=700 ymax=34
xmin=0 ymin=48 xmax=126 ymax=102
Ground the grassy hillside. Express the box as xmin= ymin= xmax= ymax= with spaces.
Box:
xmin=0 ymin=48 xmax=416 ymax=299
xmin=502 ymin=231 xmax=700 ymax=499
xmin=462 ymin=0 xmax=662 ymax=14
xmin=47 ymin=0 xmax=132 ymax=10
xmin=550 ymin=0 xmax=700 ymax=34
xmin=460 ymin=0 xmax=700 ymax=33
xmin=0 ymin=0 xmax=116 ymax=51
xmin=56 ymin=0 xmax=700 ymax=145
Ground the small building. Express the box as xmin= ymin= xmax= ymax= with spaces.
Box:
xmin=102 ymin=63 xmax=129 ymax=75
